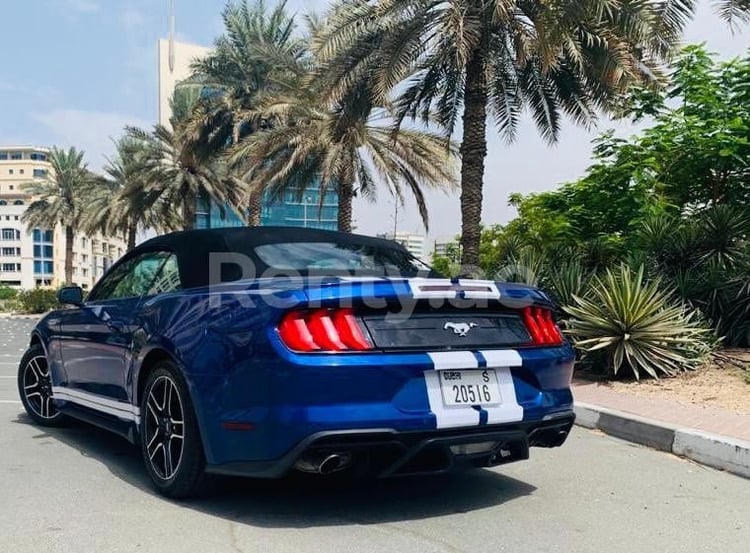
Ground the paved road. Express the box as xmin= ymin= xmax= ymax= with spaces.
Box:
xmin=1 ymin=316 xmax=748 ymax=553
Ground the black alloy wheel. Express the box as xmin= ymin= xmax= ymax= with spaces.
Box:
xmin=17 ymin=344 xmax=67 ymax=427
xmin=140 ymin=362 xmax=209 ymax=498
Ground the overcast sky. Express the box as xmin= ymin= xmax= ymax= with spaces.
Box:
xmin=1 ymin=0 xmax=747 ymax=246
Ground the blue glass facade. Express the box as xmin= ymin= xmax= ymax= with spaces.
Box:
xmin=32 ymin=229 xmax=54 ymax=275
xmin=261 ymin=187 xmax=338 ymax=230
xmin=195 ymin=198 xmax=245 ymax=230
xmin=173 ymin=82 xmax=340 ymax=232
xmin=195 ymin=186 xmax=339 ymax=231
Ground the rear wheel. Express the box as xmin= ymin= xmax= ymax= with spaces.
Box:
xmin=140 ymin=362 xmax=208 ymax=498
xmin=17 ymin=344 xmax=67 ymax=427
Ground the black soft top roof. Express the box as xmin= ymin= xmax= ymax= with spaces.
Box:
xmin=133 ymin=226 xmax=409 ymax=289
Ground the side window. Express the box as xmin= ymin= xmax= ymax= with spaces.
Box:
xmin=148 ymin=254 xmax=181 ymax=295
xmin=88 ymin=251 xmax=171 ymax=302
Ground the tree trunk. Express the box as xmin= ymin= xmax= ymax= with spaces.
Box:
xmin=337 ymin=182 xmax=354 ymax=233
xmin=126 ymin=221 xmax=137 ymax=252
xmin=459 ymin=49 xmax=489 ymax=269
xmin=248 ymin=188 xmax=262 ymax=226
xmin=64 ymin=225 xmax=74 ymax=285
xmin=182 ymin=193 xmax=196 ymax=231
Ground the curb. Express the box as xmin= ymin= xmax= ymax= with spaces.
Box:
xmin=0 ymin=314 xmax=43 ymax=320
xmin=574 ymin=402 xmax=750 ymax=479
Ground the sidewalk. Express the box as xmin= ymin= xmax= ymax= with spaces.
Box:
xmin=572 ymin=379 xmax=750 ymax=478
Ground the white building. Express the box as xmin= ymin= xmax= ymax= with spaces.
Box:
xmin=433 ymin=238 xmax=460 ymax=259
xmin=0 ymin=146 xmax=125 ymax=290
xmin=158 ymin=38 xmax=211 ymax=127
xmin=378 ymin=231 xmax=426 ymax=261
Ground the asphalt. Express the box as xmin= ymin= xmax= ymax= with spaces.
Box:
xmin=1 ymin=316 xmax=749 ymax=553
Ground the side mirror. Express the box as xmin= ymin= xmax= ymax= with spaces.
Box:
xmin=57 ymin=286 xmax=84 ymax=306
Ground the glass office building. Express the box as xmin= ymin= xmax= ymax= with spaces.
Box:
xmin=195 ymin=186 xmax=338 ymax=231
xmin=169 ymin=79 xmax=340 ymax=232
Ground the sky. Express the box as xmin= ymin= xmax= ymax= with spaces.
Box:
xmin=0 ymin=0 xmax=748 ymax=246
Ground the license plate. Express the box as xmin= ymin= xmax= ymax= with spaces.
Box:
xmin=439 ymin=369 xmax=501 ymax=406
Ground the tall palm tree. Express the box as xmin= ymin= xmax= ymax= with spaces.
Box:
xmin=81 ymin=138 xmax=179 ymax=251
xmin=186 ymin=0 xmax=308 ymax=224
xmin=124 ymin=124 xmax=248 ymax=231
xmin=208 ymin=4 xmax=458 ymax=232
xmin=314 ymin=0 xmax=704 ymax=266
xmin=22 ymin=147 xmax=93 ymax=284
xmin=229 ymin=95 xmax=458 ymax=232
xmin=191 ymin=0 xmax=306 ymax=96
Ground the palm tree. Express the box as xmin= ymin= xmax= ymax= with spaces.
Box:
xmin=714 ymin=0 xmax=750 ymax=29
xmin=81 ymin=138 xmax=179 ymax=251
xmin=204 ymin=4 xmax=457 ymax=232
xmin=314 ymin=0 xmax=704 ymax=266
xmin=186 ymin=0 xmax=308 ymax=224
xmin=191 ymin=0 xmax=305 ymax=96
xmin=22 ymin=147 xmax=93 ymax=284
xmin=228 ymin=95 xmax=458 ymax=232
xmin=124 ymin=124 xmax=247 ymax=231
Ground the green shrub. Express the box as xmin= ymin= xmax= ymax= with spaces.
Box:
xmin=15 ymin=288 xmax=60 ymax=314
xmin=494 ymin=247 xmax=546 ymax=286
xmin=635 ymin=207 xmax=750 ymax=347
xmin=564 ymin=264 xmax=715 ymax=380
xmin=543 ymin=261 xmax=593 ymax=310
xmin=0 ymin=286 xmax=17 ymax=300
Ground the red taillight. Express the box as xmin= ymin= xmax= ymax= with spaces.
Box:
xmin=278 ymin=312 xmax=320 ymax=351
xmin=522 ymin=306 xmax=563 ymax=346
xmin=332 ymin=308 xmax=373 ymax=350
xmin=277 ymin=309 xmax=373 ymax=352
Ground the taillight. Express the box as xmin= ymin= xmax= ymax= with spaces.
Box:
xmin=522 ymin=306 xmax=564 ymax=346
xmin=277 ymin=308 xmax=374 ymax=352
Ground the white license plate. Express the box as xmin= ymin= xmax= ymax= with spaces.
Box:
xmin=439 ymin=369 xmax=501 ymax=406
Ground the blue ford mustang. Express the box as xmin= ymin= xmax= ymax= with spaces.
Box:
xmin=18 ymin=227 xmax=575 ymax=498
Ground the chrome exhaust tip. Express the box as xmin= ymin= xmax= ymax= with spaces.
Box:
xmin=318 ymin=453 xmax=347 ymax=475
xmin=294 ymin=452 xmax=353 ymax=475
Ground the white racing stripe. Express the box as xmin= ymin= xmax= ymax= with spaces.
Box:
xmin=427 ymin=351 xmax=479 ymax=371
xmin=408 ymin=278 xmax=502 ymax=300
xmin=457 ymin=279 xmax=501 ymax=300
xmin=51 ymin=387 xmax=140 ymax=423
xmin=425 ymin=352 xmax=481 ymax=429
xmin=481 ymin=350 xmax=522 ymax=368
xmin=479 ymin=350 xmax=524 ymax=425
xmin=424 ymin=350 xmax=525 ymax=429
xmin=409 ymin=278 xmax=457 ymax=299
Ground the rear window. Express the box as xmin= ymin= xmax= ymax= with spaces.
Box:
xmin=254 ymin=241 xmax=432 ymax=277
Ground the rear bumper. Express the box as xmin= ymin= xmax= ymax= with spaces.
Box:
xmin=189 ymin=345 xmax=576 ymax=465
xmin=205 ymin=411 xmax=575 ymax=478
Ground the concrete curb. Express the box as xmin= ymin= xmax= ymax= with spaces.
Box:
xmin=0 ymin=313 xmax=43 ymax=320
xmin=574 ymin=402 xmax=750 ymax=479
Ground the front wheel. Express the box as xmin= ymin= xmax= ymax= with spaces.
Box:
xmin=140 ymin=362 xmax=209 ymax=498
xmin=17 ymin=344 xmax=67 ymax=427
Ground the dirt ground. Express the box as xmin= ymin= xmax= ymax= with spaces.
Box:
xmin=580 ymin=349 xmax=750 ymax=415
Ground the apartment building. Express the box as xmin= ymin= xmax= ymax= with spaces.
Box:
xmin=0 ymin=146 xmax=125 ymax=289
xmin=377 ymin=231 xmax=427 ymax=261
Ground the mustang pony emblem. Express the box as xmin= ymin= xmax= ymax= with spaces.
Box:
xmin=443 ymin=322 xmax=479 ymax=337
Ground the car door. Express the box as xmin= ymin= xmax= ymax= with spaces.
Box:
xmin=57 ymin=250 xmax=173 ymax=407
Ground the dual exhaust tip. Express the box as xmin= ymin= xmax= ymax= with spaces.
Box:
xmin=294 ymin=452 xmax=353 ymax=475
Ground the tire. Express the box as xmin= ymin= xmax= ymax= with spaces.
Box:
xmin=17 ymin=344 xmax=68 ymax=427
xmin=139 ymin=361 xmax=209 ymax=499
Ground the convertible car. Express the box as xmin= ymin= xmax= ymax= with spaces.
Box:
xmin=18 ymin=227 xmax=575 ymax=498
